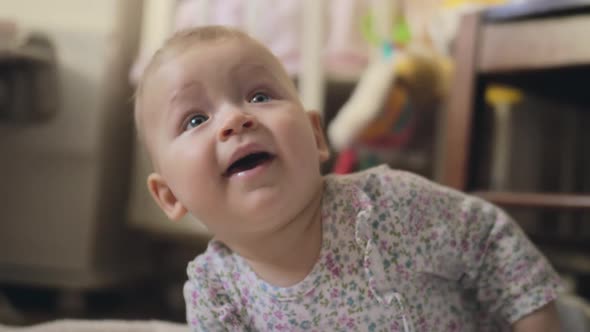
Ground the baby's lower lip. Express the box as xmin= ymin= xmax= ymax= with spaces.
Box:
xmin=226 ymin=156 xmax=275 ymax=179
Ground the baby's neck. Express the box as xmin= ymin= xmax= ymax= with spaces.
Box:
xmin=228 ymin=181 xmax=325 ymax=288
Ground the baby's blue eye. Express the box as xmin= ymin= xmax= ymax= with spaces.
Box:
xmin=250 ymin=92 xmax=272 ymax=103
xmin=185 ymin=114 xmax=209 ymax=130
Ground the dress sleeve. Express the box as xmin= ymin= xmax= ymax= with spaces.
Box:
xmin=368 ymin=167 xmax=562 ymax=324
xmin=184 ymin=260 xmax=243 ymax=331
xmin=402 ymin=172 xmax=563 ymax=323
xmin=453 ymin=194 xmax=561 ymax=323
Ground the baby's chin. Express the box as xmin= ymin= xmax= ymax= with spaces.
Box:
xmin=220 ymin=200 xmax=305 ymax=235
xmin=198 ymin=179 xmax=323 ymax=234
xmin=235 ymin=196 xmax=309 ymax=228
xmin=204 ymin=211 xmax=295 ymax=239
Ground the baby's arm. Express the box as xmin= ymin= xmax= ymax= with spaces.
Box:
xmin=384 ymin=170 xmax=562 ymax=327
xmin=184 ymin=256 xmax=242 ymax=332
xmin=448 ymin=193 xmax=562 ymax=327
xmin=184 ymin=279 xmax=228 ymax=331
xmin=444 ymin=191 xmax=562 ymax=328
xmin=512 ymin=302 xmax=561 ymax=332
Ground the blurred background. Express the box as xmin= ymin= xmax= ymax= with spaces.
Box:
xmin=1 ymin=0 xmax=589 ymax=327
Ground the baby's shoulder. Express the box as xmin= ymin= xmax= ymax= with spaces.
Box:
xmin=328 ymin=164 xmax=445 ymax=200
xmin=184 ymin=241 xmax=247 ymax=327
xmin=186 ymin=240 xmax=235 ymax=286
xmin=330 ymin=166 xmax=493 ymax=239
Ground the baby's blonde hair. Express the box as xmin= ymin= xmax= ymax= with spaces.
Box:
xmin=134 ymin=26 xmax=255 ymax=141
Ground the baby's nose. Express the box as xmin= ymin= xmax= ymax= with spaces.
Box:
xmin=218 ymin=112 xmax=257 ymax=141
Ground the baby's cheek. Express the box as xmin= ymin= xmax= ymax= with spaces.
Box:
xmin=166 ymin=157 xmax=220 ymax=213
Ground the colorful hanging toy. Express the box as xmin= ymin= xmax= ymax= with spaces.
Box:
xmin=328 ymin=1 xmax=451 ymax=175
xmin=329 ymin=2 xmax=413 ymax=174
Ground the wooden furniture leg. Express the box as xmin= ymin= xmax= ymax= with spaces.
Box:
xmin=437 ymin=13 xmax=481 ymax=190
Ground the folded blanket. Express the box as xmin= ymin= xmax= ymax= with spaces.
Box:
xmin=0 ymin=320 xmax=189 ymax=332
xmin=1 ymin=295 xmax=587 ymax=331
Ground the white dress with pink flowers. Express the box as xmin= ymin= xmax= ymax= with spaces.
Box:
xmin=184 ymin=165 xmax=561 ymax=331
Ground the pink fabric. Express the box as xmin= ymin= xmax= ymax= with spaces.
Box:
xmin=332 ymin=147 xmax=358 ymax=174
xmin=131 ymin=0 xmax=371 ymax=83
xmin=324 ymin=0 xmax=370 ymax=76
xmin=174 ymin=0 xmax=301 ymax=75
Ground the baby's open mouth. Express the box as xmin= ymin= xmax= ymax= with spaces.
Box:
xmin=224 ymin=152 xmax=274 ymax=177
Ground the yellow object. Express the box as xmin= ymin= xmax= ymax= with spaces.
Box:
xmin=394 ymin=55 xmax=414 ymax=78
xmin=485 ymin=85 xmax=523 ymax=106
xmin=359 ymin=86 xmax=407 ymax=142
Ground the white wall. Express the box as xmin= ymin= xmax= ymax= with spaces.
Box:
xmin=0 ymin=0 xmax=129 ymax=156
xmin=0 ymin=0 xmax=120 ymax=33
xmin=0 ymin=0 xmax=151 ymax=288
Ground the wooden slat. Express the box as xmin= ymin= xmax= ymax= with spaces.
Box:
xmin=473 ymin=191 xmax=590 ymax=209
xmin=479 ymin=15 xmax=590 ymax=73
xmin=300 ymin=0 xmax=326 ymax=113
xmin=437 ymin=13 xmax=481 ymax=190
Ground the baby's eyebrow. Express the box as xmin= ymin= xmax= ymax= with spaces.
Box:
xmin=169 ymin=81 xmax=206 ymax=105
xmin=230 ymin=63 xmax=279 ymax=81
xmin=165 ymin=81 xmax=209 ymax=123
xmin=231 ymin=62 xmax=297 ymax=97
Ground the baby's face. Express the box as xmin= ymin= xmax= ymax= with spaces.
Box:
xmin=141 ymin=38 xmax=328 ymax=239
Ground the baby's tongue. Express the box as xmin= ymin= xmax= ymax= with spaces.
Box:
xmin=226 ymin=153 xmax=271 ymax=176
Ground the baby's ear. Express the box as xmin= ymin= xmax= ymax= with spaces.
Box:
xmin=147 ymin=173 xmax=187 ymax=221
xmin=307 ymin=111 xmax=330 ymax=162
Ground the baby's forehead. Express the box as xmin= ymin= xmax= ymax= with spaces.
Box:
xmin=191 ymin=37 xmax=285 ymax=73
xmin=172 ymin=36 xmax=272 ymax=63
xmin=160 ymin=38 xmax=293 ymax=91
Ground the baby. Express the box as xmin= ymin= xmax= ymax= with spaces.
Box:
xmin=134 ymin=26 xmax=562 ymax=331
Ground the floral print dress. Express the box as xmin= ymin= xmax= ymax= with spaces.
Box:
xmin=184 ymin=166 xmax=561 ymax=331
